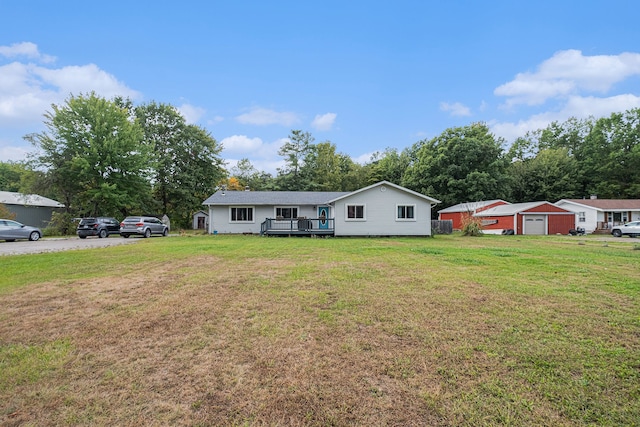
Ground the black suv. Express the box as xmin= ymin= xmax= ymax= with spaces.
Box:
xmin=77 ymin=217 xmax=121 ymax=239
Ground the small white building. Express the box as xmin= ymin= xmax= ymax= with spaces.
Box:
xmin=192 ymin=210 xmax=208 ymax=230
xmin=201 ymin=181 xmax=440 ymax=237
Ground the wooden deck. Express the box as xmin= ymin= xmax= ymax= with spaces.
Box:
xmin=260 ymin=218 xmax=335 ymax=237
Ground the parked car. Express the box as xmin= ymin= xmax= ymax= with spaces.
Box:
xmin=120 ymin=216 xmax=169 ymax=238
xmin=0 ymin=219 xmax=42 ymax=242
xmin=611 ymin=221 xmax=640 ymax=238
xmin=77 ymin=217 xmax=121 ymax=239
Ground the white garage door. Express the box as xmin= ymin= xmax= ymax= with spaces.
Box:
xmin=524 ymin=215 xmax=546 ymax=235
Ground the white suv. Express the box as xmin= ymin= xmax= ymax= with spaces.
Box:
xmin=611 ymin=221 xmax=640 ymax=238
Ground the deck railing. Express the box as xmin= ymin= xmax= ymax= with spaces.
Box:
xmin=597 ymin=221 xmax=626 ymax=230
xmin=260 ymin=218 xmax=335 ymax=235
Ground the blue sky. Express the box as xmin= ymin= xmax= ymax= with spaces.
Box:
xmin=2 ymin=1 xmax=640 ymax=174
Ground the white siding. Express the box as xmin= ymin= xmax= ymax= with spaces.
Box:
xmin=207 ymin=205 xmax=322 ymax=234
xmin=192 ymin=212 xmax=208 ymax=230
xmin=333 ymin=185 xmax=432 ymax=236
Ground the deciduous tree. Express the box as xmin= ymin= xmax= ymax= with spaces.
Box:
xmin=582 ymin=109 xmax=640 ymax=198
xmin=402 ymin=123 xmax=510 ymax=210
xmin=136 ymin=102 xmax=226 ymax=227
xmin=26 ymin=92 xmax=151 ymax=217
xmin=507 ymin=148 xmax=580 ymax=202
xmin=365 ymin=147 xmax=411 ymax=185
xmin=299 ymin=141 xmax=344 ymax=191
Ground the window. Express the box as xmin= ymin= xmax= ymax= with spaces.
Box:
xmin=275 ymin=207 xmax=298 ymax=219
xmin=346 ymin=204 xmax=365 ymax=220
xmin=578 ymin=212 xmax=586 ymax=222
xmin=230 ymin=207 xmax=254 ymax=222
xmin=396 ymin=205 xmax=416 ymax=221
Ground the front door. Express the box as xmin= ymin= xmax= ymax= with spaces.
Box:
xmin=318 ymin=206 xmax=329 ymax=229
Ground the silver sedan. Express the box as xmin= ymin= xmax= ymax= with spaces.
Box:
xmin=0 ymin=219 xmax=42 ymax=242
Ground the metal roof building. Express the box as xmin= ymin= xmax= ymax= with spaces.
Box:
xmin=0 ymin=191 xmax=65 ymax=227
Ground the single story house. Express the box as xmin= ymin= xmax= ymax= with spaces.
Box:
xmin=192 ymin=210 xmax=208 ymax=230
xmin=555 ymin=198 xmax=640 ymax=234
xmin=438 ymin=199 xmax=510 ymax=230
xmin=474 ymin=201 xmax=575 ymax=235
xmin=202 ymin=181 xmax=441 ymax=237
xmin=0 ymin=191 xmax=65 ymax=227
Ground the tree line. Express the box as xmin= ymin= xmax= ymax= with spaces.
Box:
xmin=1 ymin=93 xmax=639 ymax=230
xmin=228 ymin=110 xmax=640 ymax=207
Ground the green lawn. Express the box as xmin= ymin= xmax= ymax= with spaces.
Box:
xmin=1 ymin=234 xmax=639 ymax=426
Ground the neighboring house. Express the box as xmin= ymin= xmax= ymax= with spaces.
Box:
xmin=474 ymin=201 xmax=575 ymax=235
xmin=555 ymin=198 xmax=640 ymax=233
xmin=202 ymin=181 xmax=441 ymax=237
xmin=0 ymin=191 xmax=65 ymax=227
xmin=438 ymin=200 xmax=510 ymax=230
xmin=192 ymin=210 xmax=208 ymax=230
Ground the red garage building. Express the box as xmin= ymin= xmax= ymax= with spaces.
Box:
xmin=474 ymin=201 xmax=575 ymax=235
xmin=438 ymin=200 xmax=510 ymax=230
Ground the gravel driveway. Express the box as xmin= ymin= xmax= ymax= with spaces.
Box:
xmin=0 ymin=236 xmax=140 ymax=256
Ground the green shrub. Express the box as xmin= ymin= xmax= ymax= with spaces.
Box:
xmin=43 ymin=211 xmax=77 ymax=236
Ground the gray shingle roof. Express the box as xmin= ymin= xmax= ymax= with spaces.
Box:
xmin=202 ymin=181 xmax=441 ymax=206
xmin=203 ymin=191 xmax=350 ymax=206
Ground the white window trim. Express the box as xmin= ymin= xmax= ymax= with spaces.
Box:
xmin=396 ymin=204 xmax=417 ymax=222
xmin=274 ymin=206 xmax=299 ymax=220
xmin=345 ymin=203 xmax=366 ymax=221
xmin=578 ymin=212 xmax=586 ymax=222
xmin=229 ymin=206 xmax=255 ymax=223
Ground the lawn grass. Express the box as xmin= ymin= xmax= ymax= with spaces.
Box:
xmin=0 ymin=234 xmax=639 ymax=425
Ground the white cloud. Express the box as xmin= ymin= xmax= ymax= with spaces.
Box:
xmin=177 ymin=103 xmax=206 ymax=124
xmin=560 ymin=93 xmax=640 ymax=118
xmin=440 ymin=101 xmax=471 ymax=117
xmin=221 ymin=135 xmax=288 ymax=175
xmin=490 ymin=94 xmax=640 ymax=143
xmin=490 ymin=50 xmax=640 ymax=144
xmin=33 ymin=64 xmax=140 ymax=99
xmin=207 ymin=115 xmax=224 ymax=125
xmin=220 ymin=135 xmax=264 ymax=154
xmin=495 ymin=50 xmax=640 ymax=107
xmin=0 ymin=46 xmax=140 ymax=129
xmin=225 ymin=157 xmax=285 ymax=176
xmin=489 ymin=117 xmax=555 ymax=144
xmin=0 ymin=42 xmax=56 ymax=63
xmin=354 ymin=151 xmax=377 ymax=164
xmin=0 ymin=143 xmax=32 ymax=162
xmin=311 ymin=112 xmax=337 ymax=131
xmin=235 ymin=107 xmax=300 ymax=126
